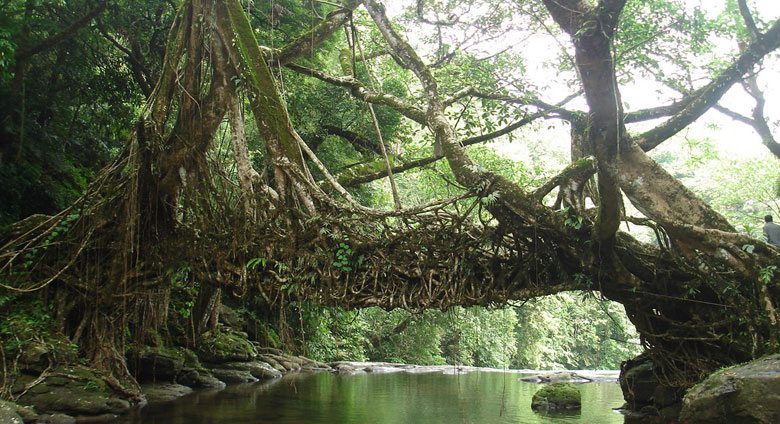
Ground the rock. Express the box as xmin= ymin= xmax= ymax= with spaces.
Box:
xmin=679 ymin=354 xmax=780 ymax=424
xmin=331 ymin=363 xmax=366 ymax=375
xmin=619 ymin=356 xmax=658 ymax=409
xmin=0 ymin=399 xmax=38 ymax=423
xmin=15 ymin=367 xmax=131 ymax=417
xmin=0 ymin=402 xmax=24 ymax=424
xmin=19 ymin=340 xmax=78 ymax=374
xmin=19 ymin=343 xmax=51 ymax=367
xmin=141 ymin=383 xmax=193 ymax=403
xmin=218 ymin=361 xmax=282 ymax=379
xmin=259 ymin=355 xmax=287 ymax=373
xmin=208 ymin=368 xmax=259 ymax=384
xmin=176 ymin=368 xmax=226 ymax=389
xmin=658 ymin=403 xmax=683 ymax=422
xmin=365 ymin=366 xmax=404 ymax=374
xmin=531 ymin=382 xmax=582 ymax=411
xmin=218 ymin=304 xmax=246 ymax=329
xmin=197 ymin=330 xmax=256 ymax=363
xmin=653 ymin=384 xmax=684 ymax=408
xmin=132 ymin=347 xmax=184 ymax=383
xmin=521 ymin=371 xmax=594 ymax=383
xmin=256 ymin=347 xmax=284 ymax=356
xmin=36 ymin=413 xmax=76 ymax=424
xmin=281 ymin=360 xmax=299 ymax=371
xmin=261 ymin=352 xmax=329 ymax=371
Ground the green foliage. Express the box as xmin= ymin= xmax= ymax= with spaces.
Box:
xmin=333 ymin=239 xmax=353 ymax=272
xmin=760 ymin=266 xmax=776 ymax=286
xmin=0 ymin=0 xmax=151 ymax=225
xmin=615 ymin=0 xmax=733 ymax=89
xmin=280 ymin=292 xmax=640 ymax=370
xmin=246 ymin=257 xmax=267 ymax=271
xmin=439 ymin=307 xmax=518 ymax=368
xmin=362 ymin=308 xmax=447 ymax=365
xmin=697 ymin=157 xmax=780 ymax=235
xmin=168 ymin=266 xmax=196 ymax=319
xmin=0 ymin=292 xmax=77 ymax=364
xmin=294 ymin=304 xmax=369 ymax=362
xmin=564 ymin=215 xmax=584 ymax=230
xmin=0 ymin=297 xmax=50 ymax=351
xmin=650 ymin=140 xmax=780 ymax=238
xmin=512 ymin=292 xmax=642 ymax=370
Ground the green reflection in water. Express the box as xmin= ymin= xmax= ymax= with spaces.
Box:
xmin=115 ymin=371 xmax=628 ymax=424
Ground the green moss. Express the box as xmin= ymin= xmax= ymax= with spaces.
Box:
xmin=222 ymin=0 xmax=306 ymax=168
xmin=45 ymin=376 xmax=70 ymax=387
xmin=531 ymin=382 xmax=582 ymax=410
xmin=339 ymin=48 xmax=353 ymax=77
xmin=197 ymin=330 xmax=256 ymax=363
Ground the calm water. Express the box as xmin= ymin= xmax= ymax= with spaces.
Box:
xmin=114 ymin=371 xmax=628 ymax=424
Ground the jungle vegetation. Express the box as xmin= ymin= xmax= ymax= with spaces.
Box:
xmin=1 ymin=0 xmax=780 ymax=404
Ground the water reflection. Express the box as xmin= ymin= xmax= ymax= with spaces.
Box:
xmin=114 ymin=371 xmax=628 ymax=424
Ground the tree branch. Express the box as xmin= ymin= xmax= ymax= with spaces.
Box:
xmin=737 ymin=0 xmax=761 ymax=40
xmin=636 ymin=17 xmax=780 ymax=152
xmin=322 ymin=125 xmax=386 ymax=155
xmin=285 ymin=63 xmax=427 ymax=124
xmin=270 ymin=0 xmax=364 ymax=66
xmin=16 ymin=3 xmax=108 ymax=61
xmin=532 ymin=156 xmax=596 ymax=203
xmin=96 ymin=20 xmax=153 ymax=97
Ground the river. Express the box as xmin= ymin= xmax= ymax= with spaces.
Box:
xmin=113 ymin=370 xmax=628 ymax=423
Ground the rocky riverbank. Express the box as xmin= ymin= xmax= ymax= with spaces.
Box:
xmin=2 ymin=348 xmax=620 ymax=423
xmin=1 ymin=326 xmax=329 ymax=423
xmin=9 ymin=327 xmax=776 ymax=424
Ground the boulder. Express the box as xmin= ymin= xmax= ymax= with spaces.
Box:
xmin=365 ymin=366 xmax=404 ymax=374
xmin=218 ymin=361 xmax=282 ymax=379
xmin=521 ymin=371 xmax=593 ymax=383
xmin=0 ymin=403 xmax=24 ymax=424
xmin=18 ymin=340 xmax=78 ymax=374
xmin=197 ymin=330 xmax=256 ymax=363
xmin=141 ymin=383 xmax=193 ymax=403
xmin=331 ymin=363 xmax=366 ymax=375
xmin=176 ymin=368 xmax=226 ymax=389
xmin=259 ymin=355 xmax=287 ymax=373
xmin=0 ymin=399 xmax=37 ymax=423
xmin=132 ymin=347 xmax=184 ymax=383
xmin=531 ymin=382 xmax=581 ymax=411
xmin=218 ymin=304 xmax=246 ymax=329
xmin=36 ymin=413 xmax=76 ymax=424
xmin=14 ymin=367 xmax=131 ymax=417
xmin=207 ymin=368 xmax=259 ymax=384
xmin=619 ymin=355 xmax=658 ymax=409
xmin=680 ymin=354 xmax=780 ymax=424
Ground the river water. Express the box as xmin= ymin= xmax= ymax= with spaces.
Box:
xmin=114 ymin=370 xmax=628 ymax=423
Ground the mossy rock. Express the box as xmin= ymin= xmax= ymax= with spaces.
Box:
xmin=218 ymin=304 xmax=246 ymax=329
xmin=197 ymin=330 xmax=256 ymax=363
xmin=18 ymin=338 xmax=79 ymax=374
xmin=619 ymin=355 xmax=658 ymax=408
xmin=531 ymin=382 xmax=582 ymax=411
xmin=680 ymin=354 xmax=780 ymax=424
xmin=132 ymin=346 xmax=186 ymax=383
xmin=14 ymin=366 xmax=130 ymax=417
xmin=0 ymin=400 xmax=37 ymax=423
xmin=141 ymin=383 xmax=193 ymax=403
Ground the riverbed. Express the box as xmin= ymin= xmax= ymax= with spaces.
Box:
xmin=112 ymin=368 xmax=627 ymax=423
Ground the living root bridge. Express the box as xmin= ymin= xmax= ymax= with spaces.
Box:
xmin=217 ymin=201 xmax=590 ymax=311
xmin=2 ymin=0 xmax=780 ymax=406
